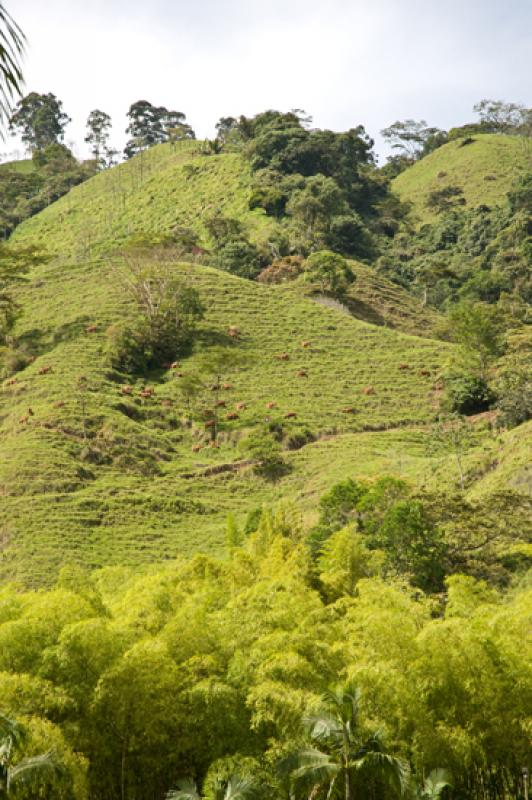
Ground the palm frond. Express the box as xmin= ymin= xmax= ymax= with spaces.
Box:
xmin=7 ymin=751 xmax=60 ymax=791
xmin=422 ymin=768 xmax=453 ymax=800
xmin=304 ymin=713 xmax=343 ymax=743
xmin=353 ymin=749 xmax=410 ymax=797
xmin=0 ymin=713 xmax=26 ymax=750
xmin=166 ymin=778 xmax=201 ymax=800
xmin=0 ymin=3 xmax=25 ymax=133
xmin=224 ymin=774 xmax=260 ymax=800
xmin=279 ymin=746 xmax=339 ymax=795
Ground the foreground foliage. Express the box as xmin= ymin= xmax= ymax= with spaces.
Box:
xmin=0 ymin=502 xmax=529 ymax=799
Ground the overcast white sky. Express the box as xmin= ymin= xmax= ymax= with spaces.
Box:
xmin=3 ymin=0 xmax=531 ymax=162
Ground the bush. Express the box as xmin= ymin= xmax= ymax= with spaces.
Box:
xmin=213 ymin=238 xmax=262 ymax=280
xmin=304 ymin=250 xmax=355 ymax=296
xmin=444 ymin=373 xmax=496 ymax=415
xmin=496 ymin=365 xmax=532 ymax=428
xmin=240 ymin=431 xmax=290 ymax=481
xmin=256 ymin=256 xmax=304 ymax=284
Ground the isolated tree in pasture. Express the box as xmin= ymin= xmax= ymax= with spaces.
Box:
xmin=180 ymin=346 xmax=247 ymax=442
xmin=473 ymin=99 xmax=532 ymax=134
xmin=85 ymin=109 xmax=112 ymax=165
xmin=9 ymin=92 xmax=71 ymax=150
xmin=0 ymin=3 xmax=25 ymax=135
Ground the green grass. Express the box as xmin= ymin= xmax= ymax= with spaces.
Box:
xmin=392 ymin=134 xmax=530 ymax=225
xmin=2 ymin=138 xmax=530 ymax=585
xmin=11 ymin=140 xmax=274 ymax=257
xmin=0 ymin=158 xmax=35 ymax=174
xmin=1 ymin=248 xmax=454 ymax=584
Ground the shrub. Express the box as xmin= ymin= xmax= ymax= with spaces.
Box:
xmin=213 ymin=238 xmax=262 ymax=280
xmin=256 ymin=256 xmax=304 ymax=284
xmin=240 ymin=431 xmax=290 ymax=481
xmin=304 ymin=250 xmax=355 ymax=296
xmin=444 ymin=372 xmax=496 ymax=415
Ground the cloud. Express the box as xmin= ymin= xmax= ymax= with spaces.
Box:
xmin=3 ymin=0 xmax=531 ymax=161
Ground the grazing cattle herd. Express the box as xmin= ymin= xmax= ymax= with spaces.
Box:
xmin=4 ymin=323 xmax=437 ymax=466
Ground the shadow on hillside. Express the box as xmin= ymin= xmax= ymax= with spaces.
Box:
xmin=195 ymin=329 xmax=241 ymax=348
xmin=17 ymin=316 xmax=92 ymax=356
xmin=343 ymin=297 xmax=388 ymax=328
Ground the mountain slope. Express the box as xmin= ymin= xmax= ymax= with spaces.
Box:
xmin=392 ymin=134 xmax=529 ymax=224
xmin=1 ymin=247 xmax=451 ymax=584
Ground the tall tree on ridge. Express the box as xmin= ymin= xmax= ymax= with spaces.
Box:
xmin=85 ymin=108 xmax=112 ymax=166
xmin=9 ymin=91 xmax=71 ymax=150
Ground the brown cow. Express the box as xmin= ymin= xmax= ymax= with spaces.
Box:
xmin=216 ymin=400 xmax=226 ymax=408
xmin=301 ymin=340 xmax=311 ymax=348
xmin=297 ymin=370 xmax=308 ymax=378
xmin=226 ymin=412 xmax=239 ymax=420
xmin=266 ymin=401 xmax=276 ymax=409
xmin=235 ymin=402 xmax=246 ymax=411
xmin=38 ymin=366 xmax=53 ymax=375
xmin=228 ymin=325 xmax=240 ymax=339
xmin=191 ymin=444 xmax=202 ymax=452
xmin=362 ymin=386 xmax=375 ymax=395
xmin=398 ymin=363 xmax=410 ymax=370
xmin=284 ymin=411 xmax=297 ymax=419
xmin=419 ymin=369 xmax=431 ymax=377
xmin=342 ymin=407 xmax=357 ymax=414
xmin=86 ymin=324 xmax=98 ymax=334
xmin=276 ymin=353 xmax=290 ymax=361
xmin=121 ymin=385 xmax=133 ymax=395
xmin=222 ymin=383 xmax=233 ymax=390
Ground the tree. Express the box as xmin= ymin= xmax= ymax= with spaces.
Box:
xmin=279 ymin=684 xmax=408 ymax=800
xmin=124 ymin=100 xmax=194 ymax=158
xmin=0 ymin=714 xmax=60 ymax=797
xmin=9 ymin=92 xmax=71 ymax=150
xmin=447 ymin=300 xmax=507 ymax=380
xmin=381 ymin=120 xmax=447 ymax=160
xmin=304 ymin=250 xmax=355 ymax=296
xmin=108 ymin=244 xmax=204 ymax=372
xmin=473 ymin=99 xmax=531 ymax=134
xmin=287 ymin=175 xmax=347 ymax=243
xmin=167 ymin=773 xmax=258 ymax=800
xmin=85 ymin=109 xmax=112 ymax=165
xmin=0 ymin=3 xmax=25 ymax=135
xmin=180 ymin=346 xmax=247 ymax=442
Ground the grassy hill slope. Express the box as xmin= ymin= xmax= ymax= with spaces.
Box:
xmin=2 ymin=139 xmax=529 ymax=585
xmin=392 ymin=134 xmax=529 ymax=224
xmin=1 ymin=247 xmax=452 ymax=584
xmin=11 ymin=140 xmax=273 ymax=257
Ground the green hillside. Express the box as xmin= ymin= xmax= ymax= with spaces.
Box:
xmin=2 ymin=138 xmax=530 ymax=586
xmin=0 ymin=158 xmax=35 ymax=173
xmin=1 ymin=247 xmax=452 ymax=584
xmin=392 ymin=133 xmax=529 ymax=224
xmin=11 ymin=140 xmax=273 ymax=257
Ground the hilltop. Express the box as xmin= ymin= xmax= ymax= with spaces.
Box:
xmin=1 ymin=136 xmax=530 ymax=585
xmin=392 ymin=133 xmax=529 ymax=224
